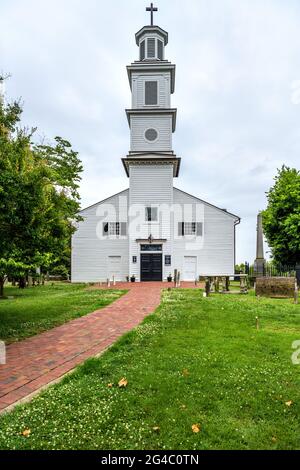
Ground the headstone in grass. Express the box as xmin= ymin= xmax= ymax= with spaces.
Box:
xmin=205 ymin=278 xmax=210 ymax=297
xmin=173 ymin=271 xmax=176 ymax=287
xmin=294 ymin=281 xmax=299 ymax=305
xmin=256 ymin=277 xmax=296 ymax=299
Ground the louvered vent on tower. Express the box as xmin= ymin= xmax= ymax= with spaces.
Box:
xmin=145 ymin=81 xmax=158 ymax=105
xmin=147 ymin=38 xmax=156 ymax=58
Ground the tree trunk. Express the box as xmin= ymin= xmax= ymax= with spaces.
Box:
xmin=0 ymin=277 xmax=4 ymax=297
xmin=19 ymin=277 xmax=26 ymax=289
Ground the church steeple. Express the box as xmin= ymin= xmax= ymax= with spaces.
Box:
xmin=123 ymin=7 xmax=180 ymax=178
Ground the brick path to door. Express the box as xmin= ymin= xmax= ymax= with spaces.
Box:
xmin=0 ymin=282 xmax=199 ymax=413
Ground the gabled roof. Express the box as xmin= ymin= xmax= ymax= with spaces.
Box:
xmin=174 ymin=187 xmax=241 ymax=223
xmin=78 ymin=187 xmax=240 ymax=224
xmin=79 ymin=189 xmax=129 ymax=214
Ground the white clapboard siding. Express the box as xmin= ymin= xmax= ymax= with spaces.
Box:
xmin=131 ymin=72 xmax=171 ymax=108
xmin=173 ymin=188 xmax=236 ymax=277
xmin=129 ymin=164 xmax=173 ymax=280
xmin=71 ymin=190 xmax=129 ymax=283
xmin=72 ymin=185 xmax=238 ymax=282
xmin=130 ymin=115 xmax=172 ymax=152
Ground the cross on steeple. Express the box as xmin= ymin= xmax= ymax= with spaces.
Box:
xmin=146 ymin=3 xmax=158 ymax=26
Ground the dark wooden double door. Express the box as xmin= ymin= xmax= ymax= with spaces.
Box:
xmin=141 ymin=254 xmax=162 ymax=282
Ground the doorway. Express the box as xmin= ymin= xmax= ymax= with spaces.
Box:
xmin=141 ymin=253 xmax=162 ymax=281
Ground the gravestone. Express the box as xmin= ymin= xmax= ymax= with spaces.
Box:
xmin=256 ymin=277 xmax=296 ymax=299
xmin=296 ymin=265 xmax=300 ymax=287
xmin=205 ymin=278 xmax=211 ymax=297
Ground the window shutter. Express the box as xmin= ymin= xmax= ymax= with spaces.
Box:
xmin=197 ymin=223 xmax=203 ymax=236
xmin=145 ymin=81 xmax=158 ymax=105
xmin=103 ymin=223 xmax=109 ymax=236
xmin=152 ymin=208 xmax=158 ymax=221
xmin=140 ymin=40 xmax=145 ymax=61
xmin=147 ymin=38 xmax=156 ymax=58
xmin=158 ymin=40 xmax=163 ymax=60
xmin=121 ymin=222 xmax=127 ymax=236
xmin=178 ymin=222 xmax=184 ymax=236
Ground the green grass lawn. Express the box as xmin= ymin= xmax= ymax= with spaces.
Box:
xmin=0 ymin=283 xmax=125 ymax=343
xmin=0 ymin=289 xmax=300 ymax=450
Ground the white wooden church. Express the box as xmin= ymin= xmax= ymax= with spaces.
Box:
xmin=72 ymin=5 xmax=240 ymax=283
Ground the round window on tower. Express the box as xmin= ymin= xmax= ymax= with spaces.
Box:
xmin=144 ymin=128 xmax=159 ymax=142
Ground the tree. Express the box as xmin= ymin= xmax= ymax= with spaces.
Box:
xmin=0 ymin=259 xmax=33 ymax=297
xmin=262 ymin=166 xmax=300 ymax=265
xmin=0 ymin=82 xmax=83 ymax=296
xmin=235 ymin=263 xmax=246 ymax=274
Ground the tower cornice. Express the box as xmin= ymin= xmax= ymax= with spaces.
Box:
xmin=122 ymin=156 xmax=181 ymax=178
xmin=125 ymin=108 xmax=177 ymax=133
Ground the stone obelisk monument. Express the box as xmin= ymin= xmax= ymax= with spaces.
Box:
xmin=254 ymin=212 xmax=266 ymax=276
xmin=0 ymin=77 xmax=5 ymax=106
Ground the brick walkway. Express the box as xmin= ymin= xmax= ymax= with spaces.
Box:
xmin=0 ymin=282 xmax=199 ymax=413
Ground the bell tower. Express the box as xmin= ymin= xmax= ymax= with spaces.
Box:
xmin=124 ymin=4 xmax=181 ymax=281
xmin=122 ymin=3 xmax=180 ymax=177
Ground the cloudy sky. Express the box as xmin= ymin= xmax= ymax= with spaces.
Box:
xmin=1 ymin=0 xmax=300 ymax=263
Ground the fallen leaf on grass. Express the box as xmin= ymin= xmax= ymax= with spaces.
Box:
xmin=192 ymin=424 xmax=201 ymax=433
xmin=118 ymin=378 xmax=128 ymax=388
xmin=152 ymin=426 xmax=160 ymax=433
xmin=22 ymin=429 xmax=31 ymax=438
xmin=285 ymin=400 xmax=293 ymax=407
xmin=182 ymin=369 xmax=190 ymax=377
xmin=107 ymin=383 xmax=113 ymax=388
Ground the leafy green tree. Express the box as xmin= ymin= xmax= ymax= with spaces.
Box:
xmin=0 ymin=259 xmax=33 ymax=297
xmin=0 ymin=81 xmax=83 ymax=296
xmin=235 ymin=263 xmax=246 ymax=274
xmin=262 ymin=166 xmax=300 ymax=265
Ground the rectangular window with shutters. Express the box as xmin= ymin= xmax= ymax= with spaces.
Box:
xmin=109 ymin=222 xmax=120 ymax=236
xmin=147 ymin=38 xmax=156 ymax=58
xmin=145 ymin=207 xmax=158 ymax=222
xmin=178 ymin=222 xmax=203 ymax=237
xmin=145 ymin=81 xmax=158 ymax=106
xmin=157 ymin=40 xmax=163 ymax=60
xmin=184 ymin=222 xmax=196 ymax=235
xmin=103 ymin=222 xmax=127 ymax=237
